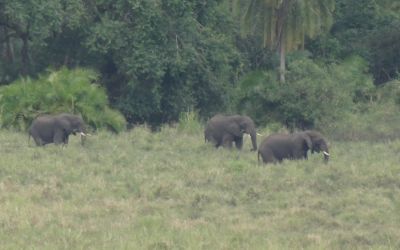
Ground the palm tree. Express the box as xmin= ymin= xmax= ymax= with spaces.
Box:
xmin=237 ymin=0 xmax=335 ymax=82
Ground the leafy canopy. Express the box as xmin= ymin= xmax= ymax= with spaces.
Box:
xmin=235 ymin=56 xmax=374 ymax=129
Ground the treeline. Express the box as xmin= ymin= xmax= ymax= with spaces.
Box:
xmin=0 ymin=0 xmax=399 ymax=130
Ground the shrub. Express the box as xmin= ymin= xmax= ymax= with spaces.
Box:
xmin=177 ymin=110 xmax=203 ymax=135
xmin=325 ymin=102 xmax=400 ymax=141
xmin=0 ymin=67 xmax=126 ymax=132
xmin=326 ymin=80 xmax=400 ymax=141
xmin=234 ymin=56 xmax=374 ymax=130
xmin=374 ymin=80 xmax=400 ymax=105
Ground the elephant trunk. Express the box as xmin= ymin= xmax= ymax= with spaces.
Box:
xmin=250 ymin=130 xmax=257 ymax=151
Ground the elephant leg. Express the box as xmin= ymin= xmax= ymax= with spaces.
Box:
xmin=33 ymin=136 xmax=44 ymax=146
xmin=234 ymin=136 xmax=243 ymax=150
xmin=213 ymin=138 xmax=221 ymax=148
xmin=207 ymin=136 xmax=219 ymax=148
xmin=63 ymin=134 xmax=69 ymax=144
xmin=222 ymin=134 xmax=234 ymax=148
xmin=261 ymin=148 xmax=279 ymax=164
xmin=53 ymin=130 xmax=65 ymax=145
xmin=30 ymin=131 xmax=45 ymax=146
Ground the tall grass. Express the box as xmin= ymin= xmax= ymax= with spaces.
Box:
xmin=0 ymin=126 xmax=399 ymax=249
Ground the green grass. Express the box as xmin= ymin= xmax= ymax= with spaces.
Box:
xmin=0 ymin=126 xmax=400 ymax=249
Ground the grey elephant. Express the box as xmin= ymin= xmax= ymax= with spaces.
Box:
xmin=204 ymin=114 xmax=257 ymax=151
xmin=28 ymin=113 xmax=88 ymax=146
xmin=258 ymin=130 xmax=329 ymax=164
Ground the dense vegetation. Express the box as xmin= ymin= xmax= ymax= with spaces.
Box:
xmin=0 ymin=68 xmax=126 ymax=132
xmin=1 ymin=0 xmax=399 ymax=131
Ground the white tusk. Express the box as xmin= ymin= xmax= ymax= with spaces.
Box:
xmin=257 ymin=133 xmax=262 ymax=136
xmin=80 ymin=132 xmax=87 ymax=136
xmin=323 ymin=151 xmax=330 ymax=156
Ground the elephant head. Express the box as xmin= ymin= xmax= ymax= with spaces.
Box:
xmin=234 ymin=115 xmax=257 ymax=151
xmin=303 ymin=130 xmax=330 ymax=162
xmin=58 ymin=113 xmax=85 ymax=133
xmin=57 ymin=113 xmax=87 ymax=142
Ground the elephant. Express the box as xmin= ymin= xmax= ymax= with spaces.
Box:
xmin=204 ymin=114 xmax=257 ymax=151
xmin=258 ymin=130 xmax=329 ymax=164
xmin=28 ymin=113 xmax=88 ymax=146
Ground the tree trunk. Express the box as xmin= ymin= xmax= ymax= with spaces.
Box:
xmin=5 ymin=36 xmax=15 ymax=63
xmin=279 ymin=35 xmax=286 ymax=83
xmin=275 ymin=0 xmax=290 ymax=83
xmin=2 ymin=27 xmax=14 ymax=63
xmin=21 ymin=35 xmax=29 ymax=75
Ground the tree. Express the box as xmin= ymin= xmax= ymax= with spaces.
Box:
xmin=238 ymin=0 xmax=335 ymax=82
xmin=325 ymin=0 xmax=400 ymax=84
xmin=0 ymin=0 xmax=87 ymax=77
xmin=85 ymin=0 xmax=240 ymax=125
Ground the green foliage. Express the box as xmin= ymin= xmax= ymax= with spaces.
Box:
xmin=368 ymin=19 xmax=400 ymax=84
xmin=177 ymin=110 xmax=203 ymax=135
xmin=0 ymin=0 xmax=88 ymax=76
xmin=375 ymin=80 xmax=400 ymax=105
xmin=329 ymin=56 xmax=375 ymax=103
xmin=0 ymin=68 xmax=126 ymax=132
xmin=309 ymin=0 xmax=400 ymax=84
xmin=1 ymin=0 xmax=399 ymax=129
xmin=84 ymin=0 xmax=240 ymax=125
xmin=235 ymin=56 xmax=374 ymax=129
xmin=239 ymin=0 xmax=335 ymax=50
xmin=324 ymin=80 xmax=400 ymax=141
xmin=326 ymin=103 xmax=400 ymax=141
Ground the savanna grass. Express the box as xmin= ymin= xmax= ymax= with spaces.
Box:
xmin=0 ymin=127 xmax=399 ymax=249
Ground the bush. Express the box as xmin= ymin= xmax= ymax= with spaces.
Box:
xmin=325 ymin=102 xmax=400 ymax=141
xmin=177 ymin=110 xmax=203 ymax=135
xmin=326 ymin=80 xmax=400 ymax=141
xmin=234 ymin=56 xmax=374 ymax=129
xmin=374 ymin=80 xmax=400 ymax=104
xmin=0 ymin=67 xmax=126 ymax=132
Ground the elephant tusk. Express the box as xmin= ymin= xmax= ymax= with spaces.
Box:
xmin=323 ymin=151 xmax=330 ymax=156
xmin=80 ymin=132 xmax=87 ymax=137
xmin=257 ymin=133 xmax=262 ymax=136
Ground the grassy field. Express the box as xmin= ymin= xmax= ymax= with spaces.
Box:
xmin=0 ymin=126 xmax=399 ymax=249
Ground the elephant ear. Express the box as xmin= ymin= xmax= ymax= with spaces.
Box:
xmin=58 ymin=118 xmax=72 ymax=134
xmin=304 ymin=130 xmax=324 ymax=153
xmin=300 ymin=134 xmax=312 ymax=151
xmin=226 ymin=123 xmax=242 ymax=137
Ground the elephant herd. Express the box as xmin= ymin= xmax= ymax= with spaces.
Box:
xmin=28 ymin=113 xmax=329 ymax=165
xmin=204 ymin=114 xmax=329 ymax=164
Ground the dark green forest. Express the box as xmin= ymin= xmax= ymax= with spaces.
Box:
xmin=1 ymin=0 xmax=399 ymax=133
